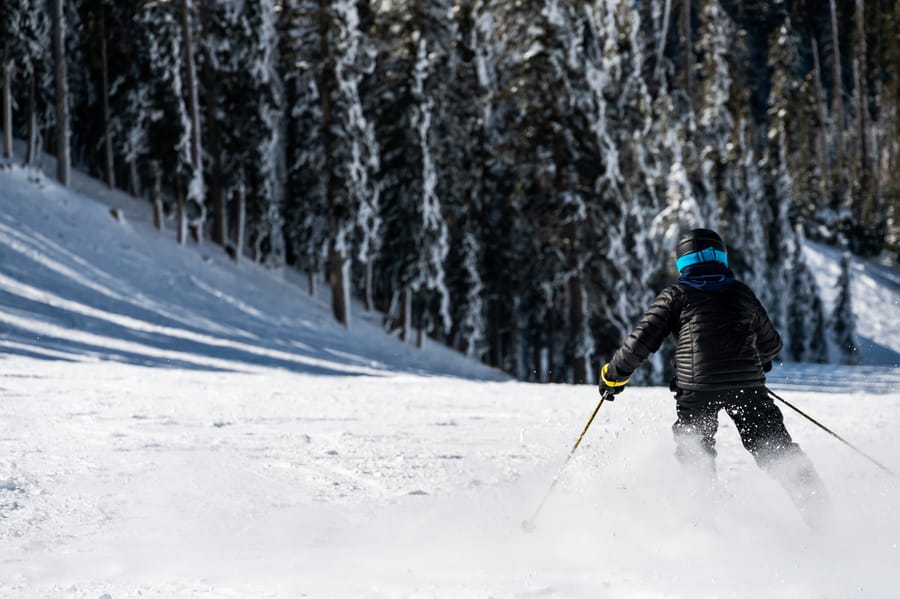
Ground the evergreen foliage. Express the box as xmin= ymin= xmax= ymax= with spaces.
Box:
xmin=830 ymin=252 xmax=860 ymax=365
xmin=3 ymin=0 xmax=896 ymax=382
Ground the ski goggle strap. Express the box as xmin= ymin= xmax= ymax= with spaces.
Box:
xmin=676 ymin=247 xmax=729 ymax=272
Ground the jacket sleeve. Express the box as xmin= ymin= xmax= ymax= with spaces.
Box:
xmin=752 ymin=294 xmax=783 ymax=362
xmin=606 ymin=285 xmax=682 ymax=381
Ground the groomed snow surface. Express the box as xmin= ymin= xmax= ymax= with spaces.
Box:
xmin=0 ymin=163 xmax=899 ymax=598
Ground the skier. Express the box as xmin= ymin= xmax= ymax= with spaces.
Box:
xmin=599 ymin=228 xmax=829 ymax=527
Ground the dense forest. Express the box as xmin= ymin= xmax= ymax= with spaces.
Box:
xmin=1 ymin=0 xmax=897 ymax=383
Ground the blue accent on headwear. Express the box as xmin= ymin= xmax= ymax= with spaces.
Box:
xmin=676 ymin=247 xmax=729 ymax=273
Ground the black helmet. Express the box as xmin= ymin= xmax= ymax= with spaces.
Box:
xmin=676 ymin=229 xmax=728 ymax=272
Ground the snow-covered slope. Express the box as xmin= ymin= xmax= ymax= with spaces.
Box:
xmin=0 ymin=164 xmax=505 ymax=380
xmin=0 ymin=163 xmax=898 ymax=599
xmin=803 ymin=241 xmax=900 ymax=366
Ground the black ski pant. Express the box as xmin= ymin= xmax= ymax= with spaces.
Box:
xmin=672 ymin=387 xmax=797 ymax=469
xmin=672 ymin=387 xmax=829 ymax=524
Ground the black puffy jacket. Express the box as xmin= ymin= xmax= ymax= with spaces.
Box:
xmin=606 ymin=276 xmax=782 ymax=391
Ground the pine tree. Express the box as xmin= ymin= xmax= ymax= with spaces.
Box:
xmin=723 ymin=118 xmax=768 ymax=294
xmin=480 ymin=0 xmax=601 ymax=381
xmin=1 ymin=0 xmax=52 ymax=166
xmin=283 ymin=0 xmax=379 ymax=323
xmin=22 ymin=0 xmax=53 ymax=166
xmin=437 ymin=0 xmax=487 ymax=360
xmin=694 ymin=0 xmax=733 ymax=227
xmin=588 ymin=1 xmax=667 ymax=384
xmin=281 ymin=0 xmax=329 ymax=291
xmin=107 ymin=0 xmax=153 ymax=199
xmin=830 ymin=252 xmax=860 ymax=364
xmin=237 ymin=0 xmax=283 ymax=266
xmin=180 ymin=0 xmax=205 ymax=241
xmin=371 ymin=0 xmax=453 ymax=343
xmin=141 ymin=0 xmax=195 ymax=241
xmin=787 ymin=230 xmax=828 ymax=363
xmin=763 ymin=17 xmax=802 ymax=344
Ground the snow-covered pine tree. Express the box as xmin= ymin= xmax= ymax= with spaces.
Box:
xmin=469 ymin=0 xmax=535 ymax=374
xmin=880 ymin=3 xmax=900 ymax=259
xmin=789 ymin=63 xmax=830 ymax=237
xmin=455 ymin=229 xmax=486 ymax=359
xmin=441 ymin=0 xmax=487 ymax=360
xmin=370 ymin=0 xmax=452 ymax=343
xmin=198 ymin=0 xmax=225 ymax=247
xmin=694 ymin=0 xmax=732 ymax=227
xmin=283 ymin=0 xmax=379 ymax=323
xmin=107 ymin=0 xmax=153 ymax=199
xmin=25 ymin=7 xmax=52 ymax=166
xmin=141 ymin=0 xmax=194 ymax=241
xmin=722 ymin=117 xmax=768 ymax=295
xmin=209 ymin=0 xmax=284 ymax=266
xmin=830 ymin=252 xmax=860 ymax=364
xmin=787 ymin=229 xmax=828 ymax=363
xmin=480 ymin=0 xmax=600 ymax=381
xmin=280 ymin=0 xmax=329 ymax=292
xmin=585 ymin=0 xmax=666 ymax=384
xmin=1 ymin=0 xmax=52 ymax=166
xmin=332 ymin=0 xmax=381 ymax=313
xmin=180 ymin=0 xmax=205 ymax=242
xmin=763 ymin=17 xmax=802 ymax=347
xmin=62 ymin=0 xmax=132 ymax=188
xmin=408 ymin=37 xmax=451 ymax=346
xmin=647 ymin=90 xmax=705 ymax=263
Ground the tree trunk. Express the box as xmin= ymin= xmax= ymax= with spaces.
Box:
xmin=317 ymin=0 xmax=348 ymax=327
xmin=307 ymin=254 xmax=317 ymax=296
xmin=2 ymin=45 xmax=11 ymax=160
xmin=199 ymin=0 xmax=225 ymax=247
xmin=853 ymin=0 xmax=874 ymax=220
xmin=234 ymin=185 xmax=246 ymax=263
xmin=53 ymin=0 xmax=71 ymax=186
xmin=328 ymin=245 xmax=350 ymax=327
xmin=655 ymin=0 xmax=673 ymax=85
xmin=829 ymin=0 xmax=845 ymax=161
xmin=680 ymin=0 xmax=693 ymax=103
xmin=99 ymin=8 xmax=115 ymax=189
xmin=416 ymin=302 xmax=424 ymax=349
xmin=363 ymin=261 xmax=374 ymax=312
xmin=151 ymin=163 xmax=164 ymax=231
xmin=401 ymin=287 xmax=412 ymax=343
xmin=129 ymin=160 xmax=141 ymax=198
xmin=569 ymin=273 xmax=588 ymax=385
xmin=25 ymin=75 xmax=39 ymax=166
xmin=510 ymin=297 xmax=522 ymax=380
xmin=180 ymin=0 xmax=204 ymax=232
xmin=548 ymin=298 xmax=556 ymax=382
xmin=811 ymin=40 xmax=831 ymax=201
xmin=176 ymin=177 xmax=186 ymax=245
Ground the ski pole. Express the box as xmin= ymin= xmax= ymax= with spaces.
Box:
xmin=767 ymin=388 xmax=898 ymax=479
xmin=522 ymin=389 xmax=612 ymax=532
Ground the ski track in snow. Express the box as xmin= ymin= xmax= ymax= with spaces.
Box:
xmin=0 ymin=163 xmax=898 ymax=597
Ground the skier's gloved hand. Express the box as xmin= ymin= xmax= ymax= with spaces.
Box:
xmin=763 ymin=360 xmax=773 ymax=373
xmin=600 ymin=363 xmax=630 ymax=399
